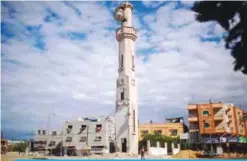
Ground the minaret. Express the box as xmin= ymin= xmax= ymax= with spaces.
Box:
xmin=114 ymin=2 xmax=138 ymax=154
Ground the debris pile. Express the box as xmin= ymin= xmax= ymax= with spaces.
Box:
xmin=172 ymin=150 xmax=201 ymax=158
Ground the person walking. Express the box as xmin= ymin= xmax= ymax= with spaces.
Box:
xmin=140 ymin=146 xmax=145 ymax=160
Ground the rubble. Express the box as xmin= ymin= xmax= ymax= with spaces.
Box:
xmin=172 ymin=150 xmax=201 ymax=158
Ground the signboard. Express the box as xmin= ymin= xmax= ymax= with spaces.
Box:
xmin=220 ymin=137 xmax=227 ymax=143
xmin=180 ymin=133 xmax=189 ymax=140
xmin=239 ymin=137 xmax=247 ymax=143
xmin=204 ymin=137 xmax=219 ymax=143
xmin=227 ymin=136 xmax=238 ymax=143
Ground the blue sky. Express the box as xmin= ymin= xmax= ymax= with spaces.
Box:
xmin=1 ymin=1 xmax=247 ymax=140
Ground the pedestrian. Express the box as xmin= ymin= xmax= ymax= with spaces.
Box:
xmin=140 ymin=146 xmax=145 ymax=160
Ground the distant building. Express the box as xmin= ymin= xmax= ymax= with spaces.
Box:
xmin=32 ymin=116 xmax=115 ymax=156
xmin=138 ymin=117 xmax=187 ymax=141
xmin=32 ymin=129 xmax=62 ymax=155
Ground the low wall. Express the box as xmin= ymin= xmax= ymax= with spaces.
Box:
xmin=147 ymin=140 xmax=180 ymax=156
xmin=149 ymin=147 xmax=167 ymax=156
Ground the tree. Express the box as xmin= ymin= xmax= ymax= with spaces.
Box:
xmin=138 ymin=133 xmax=179 ymax=149
xmin=12 ymin=141 xmax=29 ymax=153
xmin=192 ymin=1 xmax=247 ymax=74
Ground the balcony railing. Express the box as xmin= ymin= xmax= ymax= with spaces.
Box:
xmin=188 ymin=116 xmax=198 ymax=122
xmin=189 ymin=125 xmax=199 ymax=130
xmin=188 ymin=114 xmax=198 ymax=117
xmin=214 ymin=115 xmax=224 ymax=121
xmin=188 ymin=105 xmax=197 ymax=110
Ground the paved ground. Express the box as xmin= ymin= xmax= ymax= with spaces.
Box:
xmin=1 ymin=153 xmax=171 ymax=161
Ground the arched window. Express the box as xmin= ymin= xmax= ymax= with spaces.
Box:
xmin=133 ymin=109 xmax=136 ymax=132
xmin=121 ymin=55 xmax=124 ymax=67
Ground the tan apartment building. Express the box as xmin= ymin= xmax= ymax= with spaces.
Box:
xmin=138 ymin=117 xmax=186 ymax=140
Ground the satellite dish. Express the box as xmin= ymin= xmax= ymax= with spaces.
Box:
xmin=77 ymin=117 xmax=83 ymax=121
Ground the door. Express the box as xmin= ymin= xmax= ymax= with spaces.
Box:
xmin=122 ymin=138 xmax=127 ymax=152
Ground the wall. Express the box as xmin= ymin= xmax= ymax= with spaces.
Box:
xmin=147 ymin=141 xmax=180 ymax=156
xmin=234 ymin=107 xmax=245 ymax=136
xmin=197 ymin=103 xmax=216 ymax=134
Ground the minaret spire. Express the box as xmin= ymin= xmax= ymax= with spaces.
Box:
xmin=114 ymin=2 xmax=138 ymax=154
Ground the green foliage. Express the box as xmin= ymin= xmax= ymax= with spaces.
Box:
xmin=138 ymin=133 xmax=179 ymax=148
xmin=192 ymin=1 xmax=247 ymax=74
xmin=12 ymin=141 xmax=29 ymax=152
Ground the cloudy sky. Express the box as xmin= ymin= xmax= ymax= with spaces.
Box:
xmin=1 ymin=1 xmax=247 ymax=139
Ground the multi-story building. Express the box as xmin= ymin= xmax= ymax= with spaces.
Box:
xmin=33 ymin=129 xmax=62 ymax=155
xmin=32 ymin=116 xmax=115 ymax=156
xmin=187 ymin=102 xmax=247 ymax=143
xmin=138 ymin=117 xmax=187 ymax=141
xmin=62 ymin=116 xmax=115 ymax=156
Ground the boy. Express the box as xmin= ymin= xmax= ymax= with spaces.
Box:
xmin=140 ymin=146 xmax=145 ymax=160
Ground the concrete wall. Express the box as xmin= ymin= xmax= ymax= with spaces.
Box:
xmin=146 ymin=140 xmax=180 ymax=156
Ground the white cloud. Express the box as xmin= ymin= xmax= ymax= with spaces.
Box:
xmin=142 ymin=1 xmax=165 ymax=8
xmin=2 ymin=1 xmax=247 ymax=136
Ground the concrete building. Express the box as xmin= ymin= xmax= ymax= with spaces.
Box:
xmin=32 ymin=116 xmax=115 ymax=156
xmin=114 ymin=2 xmax=138 ymax=154
xmin=62 ymin=116 xmax=115 ymax=156
xmin=138 ymin=117 xmax=187 ymax=141
xmin=33 ymin=129 xmax=62 ymax=155
xmin=187 ymin=102 xmax=247 ymax=153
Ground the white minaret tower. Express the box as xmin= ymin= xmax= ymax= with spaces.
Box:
xmin=114 ymin=2 xmax=138 ymax=154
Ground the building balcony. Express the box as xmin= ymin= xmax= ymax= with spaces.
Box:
xmin=212 ymin=103 xmax=223 ymax=109
xmin=214 ymin=116 xmax=224 ymax=121
xmin=116 ymin=26 xmax=137 ymax=41
xmin=188 ymin=116 xmax=198 ymax=122
xmin=189 ymin=125 xmax=199 ymax=130
xmin=215 ymin=128 xmax=225 ymax=133
xmin=188 ymin=104 xmax=197 ymax=110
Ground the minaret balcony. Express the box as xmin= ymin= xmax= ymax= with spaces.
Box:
xmin=116 ymin=26 xmax=137 ymax=41
xmin=116 ymin=100 xmax=129 ymax=106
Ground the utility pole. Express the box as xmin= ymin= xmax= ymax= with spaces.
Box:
xmin=46 ymin=112 xmax=55 ymax=156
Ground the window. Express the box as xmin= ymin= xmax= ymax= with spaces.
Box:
xmin=49 ymin=141 xmax=56 ymax=147
xmin=154 ymin=130 xmax=162 ymax=135
xmin=81 ymin=125 xmax=87 ymax=130
xmin=96 ymin=124 xmax=102 ymax=132
xmin=202 ymin=111 xmax=209 ymax=116
xmin=204 ymin=122 xmax=210 ymax=128
xmin=38 ymin=130 xmax=41 ymax=135
xmin=95 ymin=136 xmax=102 ymax=142
xmin=52 ymin=131 xmax=56 ymax=136
xmin=42 ymin=130 xmax=46 ymax=135
xmin=133 ymin=110 xmax=136 ymax=132
xmin=121 ymin=55 xmax=124 ymax=67
xmin=65 ymin=137 xmax=72 ymax=142
xmin=67 ymin=125 xmax=73 ymax=134
xmin=132 ymin=55 xmax=135 ymax=68
xmin=78 ymin=125 xmax=86 ymax=134
xmin=228 ymin=115 xmax=232 ymax=118
xmin=80 ymin=137 xmax=87 ymax=142
xmin=120 ymin=91 xmax=124 ymax=100
xmin=169 ymin=129 xmax=178 ymax=136
xmin=141 ymin=130 xmax=149 ymax=135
